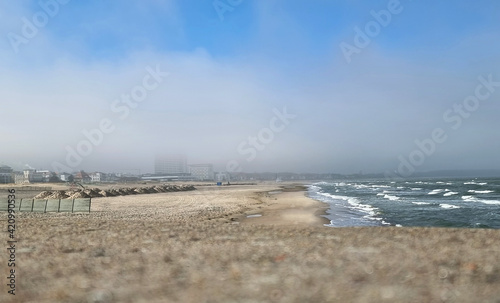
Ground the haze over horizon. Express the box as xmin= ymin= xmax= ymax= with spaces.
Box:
xmin=1 ymin=1 xmax=499 ymax=175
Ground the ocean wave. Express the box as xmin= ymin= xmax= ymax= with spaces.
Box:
xmin=428 ymin=189 xmax=445 ymax=195
xmin=468 ymin=190 xmax=494 ymax=194
xmin=461 ymin=196 xmax=500 ymax=205
xmin=464 ymin=181 xmax=488 ymax=185
xmin=317 ymin=192 xmax=379 ymax=218
xmin=312 ymin=182 xmax=333 ymax=186
xmin=370 ymin=185 xmax=391 ymax=188
xmin=383 ymin=194 xmax=400 ymax=201
xmin=316 ymin=192 xmax=351 ymax=202
xmin=377 ymin=190 xmax=395 ymax=196
xmin=440 ymin=204 xmax=461 ymax=209
xmin=348 ymin=199 xmax=378 ymax=218
xmin=412 ymin=202 xmax=431 ymax=205
xmin=309 ymin=185 xmax=322 ymax=191
xmin=411 ymin=188 xmax=423 ymax=191
xmin=353 ymin=184 xmax=370 ymax=189
xmin=443 ymin=192 xmax=459 ymax=197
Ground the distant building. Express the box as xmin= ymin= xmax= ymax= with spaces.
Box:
xmin=155 ymin=154 xmax=188 ymax=175
xmin=36 ymin=170 xmax=51 ymax=182
xmin=0 ymin=165 xmax=13 ymax=184
xmin=59 ymin=172 xmax=73 ymax=182
xmin=14 ymin=172 xmax=25 ymax=184
xmin=73 ymin=171 xmax=91 ymax=183
xmin=89 ymin=172 xmax=106 ymax=183
xmin=215 ymin=172 xmax=231 ymax=182
xmin=141 ymin=174 xmax=195 ymax=182
xmin=106 ymin=173 xmax=120 ymax=182
xmin=188 ymin=164 xmax=214 ymax=181
xmin=23 ymin=169 xmax=51 ymax=183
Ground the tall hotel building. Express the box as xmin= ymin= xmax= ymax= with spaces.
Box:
xmin=154 ymin=154 xmax=188 ymax=175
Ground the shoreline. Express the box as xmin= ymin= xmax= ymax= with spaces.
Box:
xmin=239 ymin=183 xmax=331 ymax=227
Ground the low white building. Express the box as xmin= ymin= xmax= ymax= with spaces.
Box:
xmin=188 ymin=164 xmax=214 ymax=181
xmin=59 ymin=173 xmax=73 ymax=182
xmin=89 ymin=172 xmax=105 ymax=183
xmin=14 ymin=172 xmax=25 ymax=184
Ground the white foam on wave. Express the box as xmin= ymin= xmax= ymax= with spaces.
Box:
xmin=353 ymin=184 xmax=369 ymax=189
xmin=318 ymin=192 xmax=379 ymax=218
xmin=411 ymin=188 xmax=423 ymax=191
xmin=314 ymin=181 xmax=333 ymax=185
xmin=428 ymin=189 xmax=445 ymax=195
xmin=440 ymin=204 xmax=461 ymax=209
xmin=377 ymin=190 xmax=394 ymax=196
xmin=370 ymin=185 xmax=391 ymax=188
xmin=383 ymin=194 xmax=400 ymax=201
xmin=461 ymin=196 xmax=500 ymax=205
xmin=443 ymin=192 xmax=458 ymax=197
xmin=412 ymin=202 xmax=430 ymax=205
xmin=464 ymin=181 xmax=488 ymax=185
xmin=436 ymin=181 xmax=454 ymax=185
xmin=468 ymin=190 xmax=494 ymax=194
xmin=309 ymin=185 xmax=321 ymax=191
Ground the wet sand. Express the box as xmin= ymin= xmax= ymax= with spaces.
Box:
xmin=1 ymin=183 xmax=499 ymax=302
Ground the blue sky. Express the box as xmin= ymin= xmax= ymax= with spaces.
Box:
xmin=8 ymin=1 xmax=496 ymax=60
xmin=1 ymin=0 xmax=499 ymax=174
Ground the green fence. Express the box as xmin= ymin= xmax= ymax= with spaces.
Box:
xmin=0 ymin=198 xmax=91 ymax=213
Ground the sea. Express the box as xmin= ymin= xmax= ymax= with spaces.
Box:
xmin=308 ymin=177 xmax=500 ymax=229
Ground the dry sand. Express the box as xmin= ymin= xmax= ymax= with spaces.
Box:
xmin=1 ymin=183 xmax=500 ymax=302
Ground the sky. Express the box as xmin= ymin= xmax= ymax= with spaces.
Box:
xmin=0 ymin=0 xmax=499 ymax=175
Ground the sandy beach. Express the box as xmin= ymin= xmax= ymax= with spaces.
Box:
xmin=1 ymin=183 xmax=499 ymax=302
